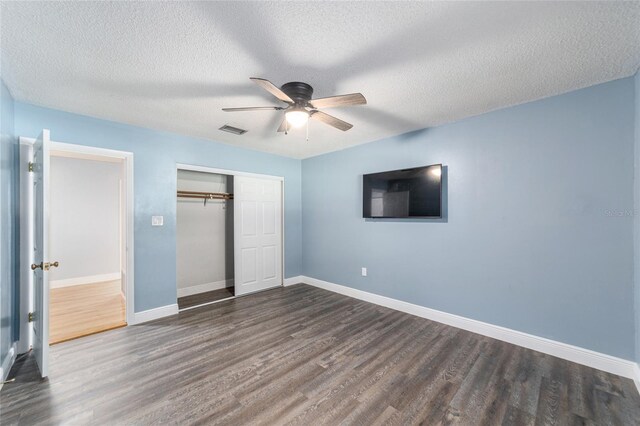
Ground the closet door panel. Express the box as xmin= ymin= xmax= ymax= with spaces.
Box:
xmin=262 ymin=245 xmax=277 ymax=280
xmin=262 ymin=201 xmax=276 ymax=235
xmin=241 ymin=201 xmax=258 ymax=236
xmin=240 ymin=248 xmax=257 ymax=284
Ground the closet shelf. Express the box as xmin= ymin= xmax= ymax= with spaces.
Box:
xmin=177 ymin=190 xmax=234 ymax=205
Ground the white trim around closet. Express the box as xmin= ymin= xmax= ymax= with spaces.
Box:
xmin=176 ymin=164 xmax=285 ymax=182
xmin=175 ymin=163 xmax=286 ymax=308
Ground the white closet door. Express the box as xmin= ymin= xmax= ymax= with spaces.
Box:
xmin=234 ymin=176 xmax=282 ymax=296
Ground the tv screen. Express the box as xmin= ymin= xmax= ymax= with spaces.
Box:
xmin=363 ymin=164 xmax=442 ymax=218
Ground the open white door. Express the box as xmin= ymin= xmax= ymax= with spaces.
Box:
xmin=31 ymin=129 xmax=54 ymax=378
xmin=234 ymin=176 xmax=283 ymax=296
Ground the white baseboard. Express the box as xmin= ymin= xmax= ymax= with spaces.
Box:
xmin=0 ymin=343 xmax=17 ymax=390
xmin=283 ymin=275 xmax=304 ymax=286
xmin=298 ymin=276 xmax=639 ymax=381
xmin=132 ymin=304 xmax=179 ymax=325
xmin=50 ymin=272 xmax=121 ymax=289
xmin=177 ymin=279 xmax=233 ymax=298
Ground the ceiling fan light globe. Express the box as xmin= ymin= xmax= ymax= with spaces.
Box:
xmin=285 ymin=110 xmax=309 ymax=128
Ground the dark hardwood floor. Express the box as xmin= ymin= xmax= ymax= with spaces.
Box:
xmin=2 ymin=284 xmax=639 ymax=425
xmin=178 ymin=287 xmax=235 ymax=310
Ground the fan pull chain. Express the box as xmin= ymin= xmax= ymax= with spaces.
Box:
xmin=306 ymin=118 xmax=309 ymax=142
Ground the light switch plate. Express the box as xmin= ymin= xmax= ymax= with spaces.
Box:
xmin=152 ymin=216 xmax=164 ymax=226
xmin=361 ymin=267 xmax=367 ymax=277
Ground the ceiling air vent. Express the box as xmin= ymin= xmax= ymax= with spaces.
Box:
xmin=219 ymin=125 xmax=247 ymax=135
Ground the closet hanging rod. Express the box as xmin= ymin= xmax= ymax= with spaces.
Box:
xmin=177 ymin=190 xmax=234 ymax=200
xmin=177 ymin=194 xmax=230 ymax=199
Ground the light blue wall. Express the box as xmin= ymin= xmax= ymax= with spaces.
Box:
xmin=1 ymin=78 xmax=17 ymax=366
xmin=302 ymin=77 xmax=636 ymax=360
xmin=14 ymin=103 xmax=302 ymax=312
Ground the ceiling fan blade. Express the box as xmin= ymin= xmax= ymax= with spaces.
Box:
xmin=250 ymin=78 xmax=294 ymax=104
xmin=222 ymin=106 xmax=284 ymax=112
xmin=277 ymin=118 xmax=287 ymax=133
xmin=309 ymin=93 xmax=367 ymax=109
xmin=310 ymin=111 xmax=353 ymax=131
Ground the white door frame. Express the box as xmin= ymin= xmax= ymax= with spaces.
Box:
xmin=175 ymin=163 xmax=285 ymax=302
xmin=19 ymin=137 xmax=135 ymax=328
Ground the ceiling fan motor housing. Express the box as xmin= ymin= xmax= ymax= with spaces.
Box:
xmin=281 ymin=82 xmax=314 ymax=105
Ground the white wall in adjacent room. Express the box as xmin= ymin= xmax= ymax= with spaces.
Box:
xmin=176 ymin=170 xmax=233 ymax=297
xmin=49 ymin=156 xmax=121 ymax=284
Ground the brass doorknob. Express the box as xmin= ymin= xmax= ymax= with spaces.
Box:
xmin=44 ymin=261 xmax=60 ymax=271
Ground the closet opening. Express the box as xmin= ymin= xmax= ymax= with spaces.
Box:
xmin=176 ymin=169 xmax=235 ymax=310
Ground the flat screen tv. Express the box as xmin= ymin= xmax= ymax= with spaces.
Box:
xmin=363 ymin=164 xmax=442 ymax=218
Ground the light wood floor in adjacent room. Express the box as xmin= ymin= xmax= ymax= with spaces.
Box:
xmin=3 ymin=284 xmax=639 ymax=424
xmin=49 ymin=280 xmax=126 ymax=344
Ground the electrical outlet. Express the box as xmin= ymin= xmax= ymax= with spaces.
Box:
xmin=152 ymin=216 xmax=164 ymax=226
xmin=361 ymin=267 xmax=367 ymax=277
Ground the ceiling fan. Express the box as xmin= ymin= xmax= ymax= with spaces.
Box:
xmin=222 ymin=78 xmax=366 ymax=134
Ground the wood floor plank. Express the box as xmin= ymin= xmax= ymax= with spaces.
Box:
xmin=502 ymin=405 xmax=536 ymax=426
xmin=2 ymin=284 xmax=639 ymax=425
xmin=49 ymin=280 xmax=126 ymax=344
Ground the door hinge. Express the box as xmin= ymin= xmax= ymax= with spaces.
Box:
xmin=28 ymin=162 xmax=34 ymax=172
xmin=28 ymin=312 xmax=34 ymax=322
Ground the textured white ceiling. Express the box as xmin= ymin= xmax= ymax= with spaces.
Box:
xmin=1 ymin=1 xmax=639 ymax=159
